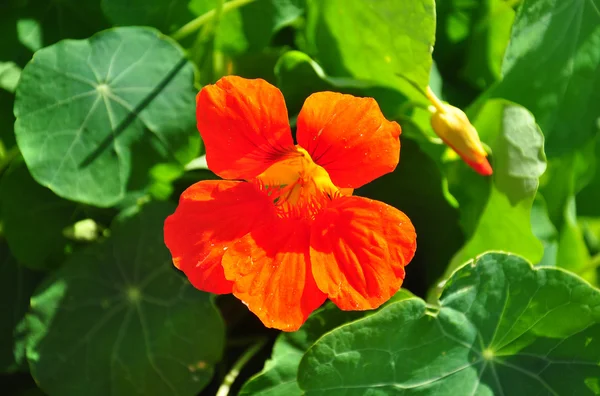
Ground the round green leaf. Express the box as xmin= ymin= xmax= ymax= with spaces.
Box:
xmin=0 ymin=162 xmax=78 ymax=269
xmin=299 ymin=252 xmax=600 ymax=395
xmin=14 ymin=27 xmax=198 ymax=207
xmin=24 ymin=202 xmax=225 ymax=396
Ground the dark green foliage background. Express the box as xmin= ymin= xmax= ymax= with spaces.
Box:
xmin=0 ymin=0 xmax=598 ymax=395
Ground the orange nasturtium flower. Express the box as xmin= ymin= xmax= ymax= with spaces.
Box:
xmin=164 ymin=76 xmax=417 ymax=331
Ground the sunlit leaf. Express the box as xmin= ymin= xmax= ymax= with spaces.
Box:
xmin=299 ymin=252 xmax=600 ymax=395
xmin=488 ymin=0 xmax=600 ymax=157
xmin=240 ymin=290 xmax=415 ymax=396
xmin=305 ymin=0 xmax=435 ymax=90
xmin=447 ymin=101 xmax=546 ymax=275
xmin=14 ymin=27 xmax=198 ymax=207
xmin=24 ymin=202 xmax=224 ymax=396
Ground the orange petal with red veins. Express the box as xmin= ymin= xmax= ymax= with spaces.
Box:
xmin=310 ymin=196 xmax=416 ymax=310
xmin=296 ymin=92 xmax=401 ymax=189
xmin=197 ymin=76 xmax=295 ymax=180
xmin=164 ymin=180 xmax=276 ymax=294
xmin=222 ymin=219 xmax=327 ymax=331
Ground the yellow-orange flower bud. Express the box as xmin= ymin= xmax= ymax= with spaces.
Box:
xmin=426 ymin=87 xmax=492 ymax=176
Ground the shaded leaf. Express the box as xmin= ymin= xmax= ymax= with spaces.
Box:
xmin=24 ymin=202 xmax=225 ymax=396
xmin=14 ymin=27 xmax=198 ymax=207
xmin=0 ymin=242 xmax=42 ymax=372
xmin=0 ymin=162 xmax=78 ymax=270
xmin=299 ymin=252 xmax=600 ymax=395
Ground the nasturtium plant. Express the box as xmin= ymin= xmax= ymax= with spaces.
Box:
xmin=1 ymin=0 xmax=599 ymax=394
xmin=23 ymin=203 xmax=224 ymax=396
xmin=298 ymin=252 xmax=600 ymax=395
xmin=14 ymin=27 xmax=198 ymax=207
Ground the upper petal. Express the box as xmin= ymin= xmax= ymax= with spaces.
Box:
xmin=197 ymin=76 xmax=295 ymax=180
xmin=164 ymin=180 xmax=276 ymax=294
xmin=310 ymin=196 xmax=416 ymax=310
xmin=221 ymin=219 xmax=327 ymax=331
xmin=296 ymin=92 xmax=401 ymax=188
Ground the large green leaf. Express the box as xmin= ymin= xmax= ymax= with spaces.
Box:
xmin=0 ymin=162 xmax=78 ymax=270
xmin=489 ymin=0 xmax=600 ymax=157
xmin=274 ymin=50 xmax=411 ymax=118
xmin=447 ymin=101 xmax=546 ymax=275
xmin=298 ymin=252 xmax=600 ymax=395
xmin=14 ymin=27 xmax=198 ymax=207
xmin=0 ymin=242 xmax=42 ymax=372
xmin=240 ymin=291 xmax=415 ymax=396
xmin=304 ymin=0 xmax=436 ymax=90
xmin=24 ymin=203 xmax=225 ymax=396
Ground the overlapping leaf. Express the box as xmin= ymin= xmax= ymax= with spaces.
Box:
xmin=298 ymin=252 xmax=600 ymax=395
xmin=447 ymin=101 xmax=546 ymax=275
xmin=23 ymin=203 xmax=225 ymax=396
xmin=14 ymin=27 xmax=198 ymax=207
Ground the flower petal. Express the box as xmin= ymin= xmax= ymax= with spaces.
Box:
xmin=197 ymin=76 xmax=295 ymax=180
xmin=164 ymin=180 xmax=276 ymax=294
xmin=310 ymin=196 xmax=416 ymax=310
xmin=222 ymin=219 xmax=327 ymax=331
xmin=296 ymin=92 xmax=401 ymax=188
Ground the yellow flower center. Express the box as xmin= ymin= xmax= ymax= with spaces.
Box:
xmin=255 ymin=146 xmax=346 ymax=219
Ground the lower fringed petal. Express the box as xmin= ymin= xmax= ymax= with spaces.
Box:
xmin=222 ymin=219 xmax=327 ymax=331
xmin=164 ymin=180 xmax=276 ymax=294
xmin=310 ymin=196 xmax=416 ymax=310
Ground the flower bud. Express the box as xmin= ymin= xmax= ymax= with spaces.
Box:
xmin=426 ymin=87 xmax=492 ymax=176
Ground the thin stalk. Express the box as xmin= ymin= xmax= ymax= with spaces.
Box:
xmin=171 ymin=0 xmax=256 ymax=41
xmin=425 ymin=86 xmax=446 ymax=113
xmin=216 ymin=337 xmax=267 ymax=396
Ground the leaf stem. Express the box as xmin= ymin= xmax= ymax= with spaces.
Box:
xmin=171 ymin=0 xmax=257 ymax=41
xmin=216 ymin=337 xmax=267 ymax=396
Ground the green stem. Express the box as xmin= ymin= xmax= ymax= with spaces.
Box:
xmin=171 ymin=0 xmax=256 ymax=41
xmin=0 ymin=146 xmax=20 ymax=174
xmin=216 ymin=337 xmax=267 ymax=396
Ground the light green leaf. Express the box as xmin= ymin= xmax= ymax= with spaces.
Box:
xmin=305 ymin=0 xmax=436 ymax=90
xmin=299 ymin=252 xmax=600 ymax=395
xmin=447 ymin=101 xmax=546 ymax=275
xmin=240 ymin=290 xmax=415 ymax=396
xmin=14 ymin=27 xmax=198 ymax=207
xmin=489 ymin=0 xmax=600 ymax=157
xmin=24 ymin=202 xmax=224 ymax=396
xmin=0 ymin=242 xmax=42 ymax=372
xmin=0 ymin=162 xmax=78 ymax=270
